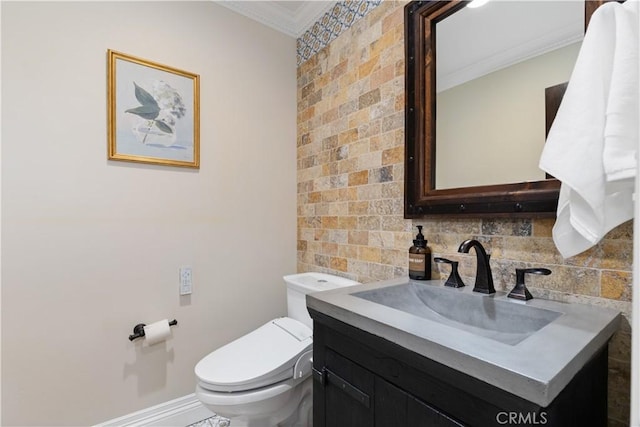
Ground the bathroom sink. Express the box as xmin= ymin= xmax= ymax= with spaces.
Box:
xmin=306 ymin=277 xmax=621 ymax=407
xmin=352 ymin=283 xmax=562 ymax=345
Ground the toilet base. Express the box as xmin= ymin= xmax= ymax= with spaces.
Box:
xmin=196 ymin=377 xmax=312 ymax=427
xmin=278 ymin=379 xmax=312 ymax=427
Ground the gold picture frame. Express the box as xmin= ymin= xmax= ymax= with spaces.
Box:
xmin=107 ymin=50 xmax=200 ymax=168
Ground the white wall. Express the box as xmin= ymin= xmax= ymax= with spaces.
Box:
xmin=436 ymin=43 xmax=580 ymax=189
xmin=1 ymin=2 xmax=297 ymax=425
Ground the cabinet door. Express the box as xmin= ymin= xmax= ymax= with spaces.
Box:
xmin=322 ymin=349 xmax=374 ymax=427
xmin=408 ymin=396 xmax=466 ymax=427
xmin=375 ymin=375 xmax=465 ymax=427
xmin=317 ymin=348 xmax=465 ymax=427
xmin=374 ymin=376 xmax=407 ymax=427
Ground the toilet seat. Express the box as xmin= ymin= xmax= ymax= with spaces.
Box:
xmin=195 ymin=317 xmax=312 ymax=393
xmin=196 ymin=378 xmax=297 ymax=407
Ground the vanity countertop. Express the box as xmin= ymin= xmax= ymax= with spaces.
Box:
xmin=306 ymin=277 xmax=621 ymax=407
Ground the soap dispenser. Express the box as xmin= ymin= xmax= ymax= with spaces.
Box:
xmin=409 ymin=225 xmax=431 ymax=280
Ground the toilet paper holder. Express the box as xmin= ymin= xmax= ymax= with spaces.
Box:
xmin=129 ymin=319 xmax=178 ymax=341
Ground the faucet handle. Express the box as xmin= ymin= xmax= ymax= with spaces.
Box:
xmin=508 ymin=268 xmax=552 ymax=301
xmin=434 ymin=257 xmax=465 ymax=288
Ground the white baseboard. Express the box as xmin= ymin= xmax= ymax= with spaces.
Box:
xmin=95 ymin=393 xmax=215 ymax=427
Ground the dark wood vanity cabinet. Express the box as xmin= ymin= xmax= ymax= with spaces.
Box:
xmin=310 ymin=309 xmax=609 ymax=427
xmin=316 ymin=346 xmax=462 ymax=427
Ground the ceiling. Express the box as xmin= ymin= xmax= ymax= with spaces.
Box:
xmin=436 ymin=1 xmax=583 ymax=91
xmin=219 ymin=0 xmax=584 ymax=90
xmin=216 ymin=0 xmax=338 ymax=38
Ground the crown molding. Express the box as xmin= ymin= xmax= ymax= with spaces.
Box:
xmin=437 ymin=25 xmax=583 ymax=93
xmin=294 ymin=1 xmax=337 ymax=36
xmin=216 ymin=1 xmax=337 ymax=38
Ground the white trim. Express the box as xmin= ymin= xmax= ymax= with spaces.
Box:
xmin=437 ymin=26 xmax=583 ymax=92
xmin=215 ymin=1 xmax=337 ymax=38
xmin=633 ymin=176 xmax=639 ymax=427
xmin=217 ymin=1 xmax=297 ymax=37
xmin=632 ymin=3 xmax=640 ymax=424
xmin=295 ymin=1 xmax=337 ymax=38
xmin=95 ymin=394 xmax=214 ymax=427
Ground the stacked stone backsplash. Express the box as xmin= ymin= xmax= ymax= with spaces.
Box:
xmin=296 ymin=1 xmax=631 ymax=425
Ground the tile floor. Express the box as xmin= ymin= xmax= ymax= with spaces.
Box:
xmin=187 ymin=415 xmax=230 ymax=427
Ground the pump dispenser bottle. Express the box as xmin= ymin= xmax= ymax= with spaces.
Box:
xmin=409 ymin=225 xmax=431 ymax=280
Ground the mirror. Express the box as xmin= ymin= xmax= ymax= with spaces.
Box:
xmin=435 ymin=1 xmax=582 ymax=189
xmin=404 ymin=0 xmax=610 ymax=217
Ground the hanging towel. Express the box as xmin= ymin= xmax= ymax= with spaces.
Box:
xmin=539 ymin=0 xmax=639 ymax=259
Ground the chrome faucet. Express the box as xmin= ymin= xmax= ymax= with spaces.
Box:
xmin=457 ymin=239 xmax=495 ymax=294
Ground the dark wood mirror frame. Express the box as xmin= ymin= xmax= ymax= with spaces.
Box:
xmin=404 ymin=0 xmax=613 ymax=218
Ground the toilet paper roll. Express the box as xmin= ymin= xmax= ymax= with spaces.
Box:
xmin=143 ymin=319 xmax=171 ymax=346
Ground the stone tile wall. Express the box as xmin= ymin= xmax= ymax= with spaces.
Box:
xmin=297 ymin=0 xmax=382 ymax=65
xmin=296 ymin=1 xmax=632 ymax=425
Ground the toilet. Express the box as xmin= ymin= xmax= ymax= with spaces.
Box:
xmin=195 ymin=272 xmax=360 ymax=427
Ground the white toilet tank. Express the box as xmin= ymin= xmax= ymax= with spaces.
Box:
xmin=284 ymin=272 xmax=360 ymax=329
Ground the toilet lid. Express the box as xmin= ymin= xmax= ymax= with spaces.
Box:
xmin=195 ymin=317 xmax=312 ymax=392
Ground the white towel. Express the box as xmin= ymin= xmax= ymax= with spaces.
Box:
xmin=539 ymin=0 xmax=639 ymax=259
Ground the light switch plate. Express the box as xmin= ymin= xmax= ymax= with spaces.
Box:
xmin=180 ymin=267 xmax=193 ymax=295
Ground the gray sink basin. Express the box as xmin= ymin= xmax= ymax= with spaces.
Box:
xmin=353 ymin=283 xmax=562 ymax=345
xmin=306 ymin=277 xmax=621 ymax=407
